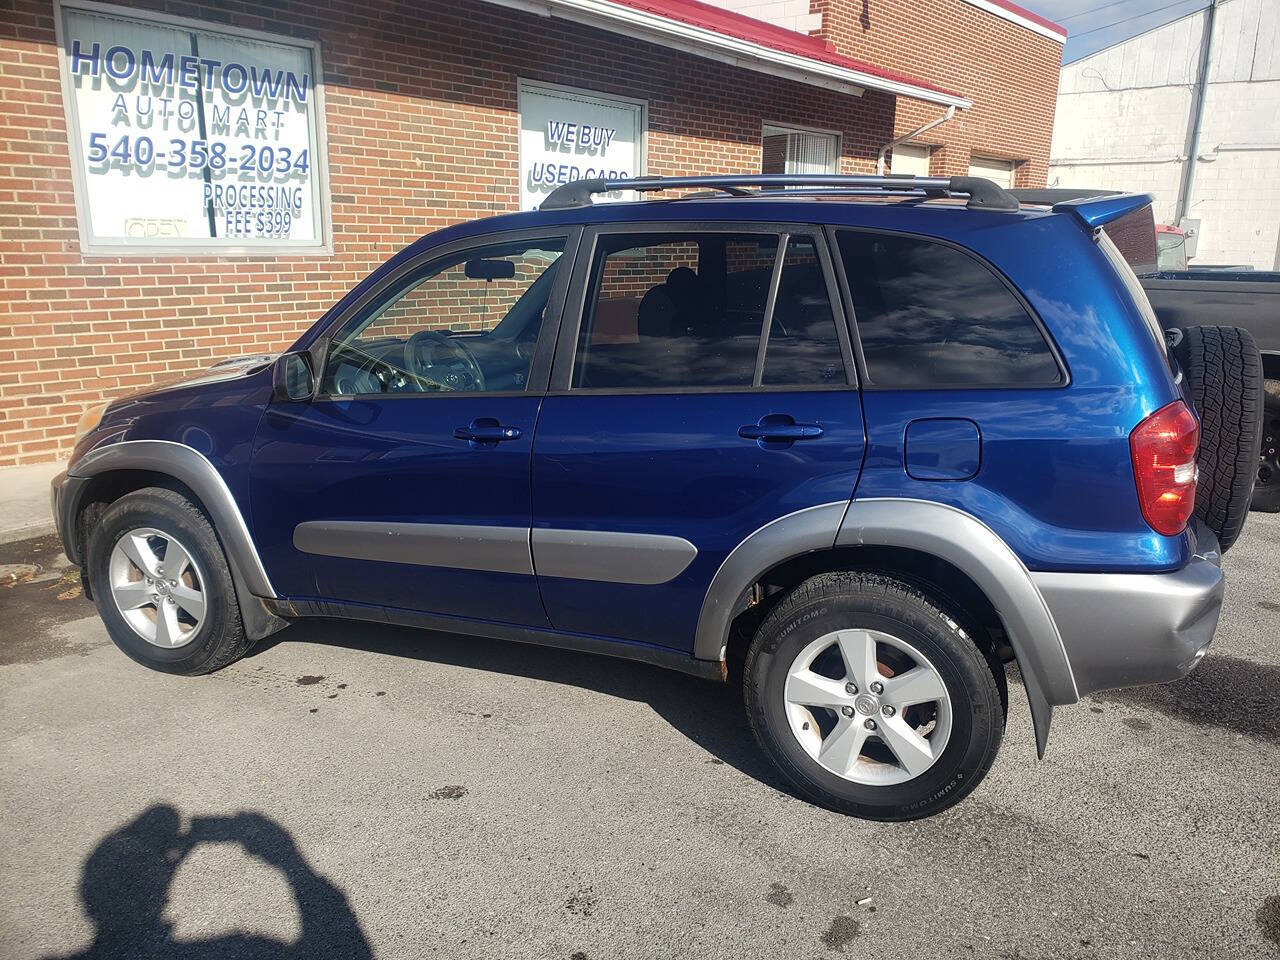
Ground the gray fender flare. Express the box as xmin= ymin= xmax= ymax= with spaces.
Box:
xmin=65 ymin=439 xmax=284 ymax=639
xmin=693 ymin=497 xmax=1078 ymax=756
xmin=837 ymin=498 xmax=1078 ymax=755
xmin=693 ymin=501 xmax=848 ymax=661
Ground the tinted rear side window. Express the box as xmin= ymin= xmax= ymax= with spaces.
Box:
xmin=837 ymin=231 xmax=1061 ymax=387
xmin=573 ymin=233 xmax=777 ymax=389
xmin=572 ymin=231 xmax=848 ymax=391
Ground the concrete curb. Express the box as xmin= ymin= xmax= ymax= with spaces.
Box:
xmin=0 ymin=522 xmax=59 ymax=546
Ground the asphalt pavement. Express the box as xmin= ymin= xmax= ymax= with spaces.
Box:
xmin=1 ymin=515 xmax=1277 ymax=959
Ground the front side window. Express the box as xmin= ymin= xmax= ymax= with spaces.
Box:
xmin=837 ymin=231 xmax=1061 ymax=388
xmin=321 ymin=238 xmax=566 ymax=396
xmin=571 ymin=232 xmax=845 ymax=391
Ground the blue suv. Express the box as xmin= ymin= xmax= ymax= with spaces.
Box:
xmin=53 ymin=174 xmax=1262 ymax=820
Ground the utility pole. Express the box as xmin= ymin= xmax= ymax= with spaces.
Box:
xmin=1175 ymin=0 xmax=1218 ymax=229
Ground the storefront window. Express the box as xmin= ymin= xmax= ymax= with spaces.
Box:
xmin=57 ymin=1 xmax=331 ymax=254
xmin=518 ymin=80 xmax=646 ymax=211
xmin=761 ymin=123 xmax=840 ymax=177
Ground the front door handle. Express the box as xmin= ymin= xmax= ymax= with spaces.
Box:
xmin=739 ymin=414 xmax=824 ymax=445
xmin=454 ymin=418 xmax=522 ymax=447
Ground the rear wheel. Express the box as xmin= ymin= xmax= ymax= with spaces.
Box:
xmin=87 ymin=487 xmax=252 ymax=675
xmin=1253 ymin=380 xmax=1280 ymax=513
xmin=743 ymin=571 xmax=1005 ymax=821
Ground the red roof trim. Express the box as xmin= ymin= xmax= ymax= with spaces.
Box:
xmin=980 ymin=0 xmax=1067 ymax=37
xmin=604 ymin=0 xmax=966 ymax=100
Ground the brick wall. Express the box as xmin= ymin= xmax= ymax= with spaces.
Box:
xmin=0 ymin=0 xmax=1061 ymax=465
xmin=0 ymin=0 xmax=905 ymax=464
xmin=814 ymin=0 xmax=1062 ymax=185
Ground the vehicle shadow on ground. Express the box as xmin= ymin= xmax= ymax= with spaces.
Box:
xmin=252 ymin=619 xmax=794 ymax=792
xmin=1094 ymin=652 xmax=1280 ymax=745
xmin=41 ymin=804 xmax=371 ymax=960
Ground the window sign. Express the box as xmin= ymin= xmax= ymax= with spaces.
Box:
xmin=518 ymin=80 xmax=645 ymax=211
xmin=56 ymin=1 xmax=331 ymax=254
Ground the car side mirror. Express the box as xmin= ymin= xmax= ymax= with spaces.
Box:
xmin=273 ymin=351 xmax=316 ymax=403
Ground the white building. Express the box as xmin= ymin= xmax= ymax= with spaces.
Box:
xmin=1050 ymin=0 xmax=1280 ymax=269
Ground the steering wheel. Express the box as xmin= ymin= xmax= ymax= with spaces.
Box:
xmin=403 ymin=330 xmax=485 ymax=392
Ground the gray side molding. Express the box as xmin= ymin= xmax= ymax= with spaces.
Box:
xmin=837 ymin=498 xmax=1079 ymax=755
xmin=693 ymin=502 xmax=848 ymax=661
xmin=291 ymin=522 xmax=696 ymax=585
xmin=533 ymin=528 xmax=697 ymax=584
xmin=68 ymin=439 xmax=276 ymax=600
xmin=295 ymin=520 xmax=534 ymax=575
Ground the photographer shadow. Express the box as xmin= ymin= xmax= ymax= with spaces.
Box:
xmin=46 ymin=804 xmax=371 ymax=960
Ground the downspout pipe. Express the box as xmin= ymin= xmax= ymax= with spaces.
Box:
xmin=877 ymin=105 xmax=956 ymax=175
xmin=1175 ymin=0 xmax=1217 ymax=225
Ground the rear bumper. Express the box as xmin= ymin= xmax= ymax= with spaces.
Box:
xmin=1032 ymin=522 xmax=1224 ymax=697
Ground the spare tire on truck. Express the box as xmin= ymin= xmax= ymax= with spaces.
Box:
xmin=1171 ymin=325 xmax=1264 ymax=551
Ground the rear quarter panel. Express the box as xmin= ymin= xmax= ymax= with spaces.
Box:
xmin=845 ymin=209 xmax=1190 ymax=572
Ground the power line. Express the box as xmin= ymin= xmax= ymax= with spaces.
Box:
xmin=1070 ymin=0 xmax=1209 ymax=40
xmin=1059 ymin=0 xmax=1146 ymax=24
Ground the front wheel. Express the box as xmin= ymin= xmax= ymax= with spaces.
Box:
xmin=87 ymin=487 xmax=252 ymax=675
xmin=744 ymin=571 xmax=1005 ymax=820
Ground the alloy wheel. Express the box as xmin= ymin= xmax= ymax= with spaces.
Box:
xmin=108 ymin=527 xmax=207 ymax=648
xmin=783 ymin=628 xmax=953 ymax=786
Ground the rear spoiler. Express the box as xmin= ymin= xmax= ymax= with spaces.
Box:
xmin=1051 ymin=193 xmax=1155 ymax=229
xmin=1008 ymin=188 xmax=1154 ymax=229
xmin=1010 ymin=189 xmax=1158 ymax=271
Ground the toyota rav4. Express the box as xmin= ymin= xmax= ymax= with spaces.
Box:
xmin=52 ymin=174 xmax=1264 ymax=820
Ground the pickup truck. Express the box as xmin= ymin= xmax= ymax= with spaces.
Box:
xmin=1012 ymin=190 xmax=1279 ymax=513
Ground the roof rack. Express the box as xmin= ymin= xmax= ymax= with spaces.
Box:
xmin=540 ymin=174 xmax=1020 ymax=212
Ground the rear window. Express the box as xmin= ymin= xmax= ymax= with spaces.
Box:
xmin=1100 ymin=205 xmax=1158 ymax=276
xmin=1097 ymin=230 xmax=1170 ymax=359
xmin=836 ymin=231 xmax=1061 ymax=388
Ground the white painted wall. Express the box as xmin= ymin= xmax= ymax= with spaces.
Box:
xmin=890 ymin=143 xmax=931 ymax=175
xmin=969 ymin=155 xmax=1016 ymax=187
xmin=1049 ymin=0 xmax=1280 ymax=269
xmin=700 ymin=0 xmax=822 ymax=35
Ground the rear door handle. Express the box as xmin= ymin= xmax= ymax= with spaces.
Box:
xmin=454 ymin=418 xmax=522 ymax=446
xmin=739 ymin=415 xmax=824 ymax=444
xmin=738 ymin=423 xmax=824 ymax=441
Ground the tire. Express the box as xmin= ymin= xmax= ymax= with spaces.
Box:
xmin=1252 ymin=380 xmax=1280 ymax=513
xmin=1172 ymin=325 xmax=1263 ymax=550
xmin=86 ymin=486 xmax=252 ymax=675
xmin=744 ymin=571 xmax=1005 ymax=821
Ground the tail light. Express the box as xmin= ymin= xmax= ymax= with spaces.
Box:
xmin=1130 ymin=400 xmax=1199 ymax=536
